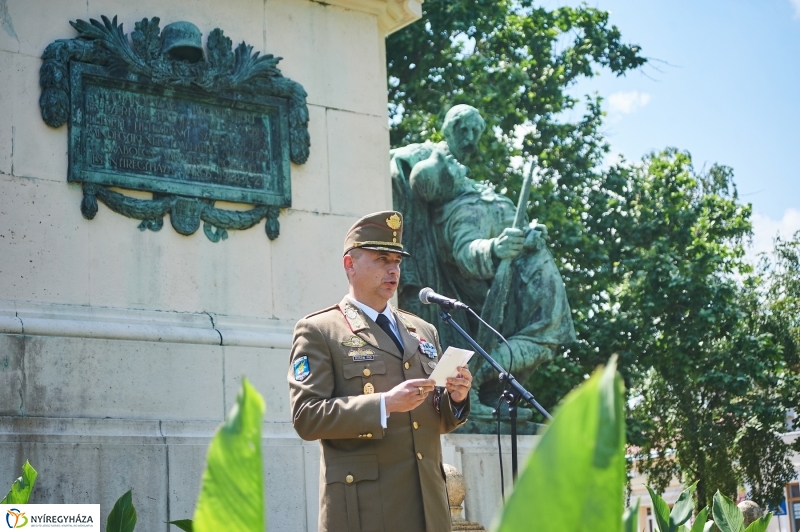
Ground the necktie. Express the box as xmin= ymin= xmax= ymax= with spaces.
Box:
xmin=375 ymin=313 xmax=403 ymax=354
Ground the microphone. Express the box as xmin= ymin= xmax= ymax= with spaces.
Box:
xmin=418 ymin=287 xmax=470 ymax=310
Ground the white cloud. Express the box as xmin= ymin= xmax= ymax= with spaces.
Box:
xmin=607 ymin=91 xmax=651 ymax=115
xmin=791 ymin=0 xmax=800 ymax=18
xmin=747 ymin=208 xmax=800 ymax=262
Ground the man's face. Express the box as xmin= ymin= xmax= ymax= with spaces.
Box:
xmin=344 ymin=249 xmax=403 ymax=310
xmin=446 ymin=116 xmax=482 ymax=160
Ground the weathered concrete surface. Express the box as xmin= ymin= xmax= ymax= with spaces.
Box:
xmin=0 ymin=0 xmax=419 ymax=530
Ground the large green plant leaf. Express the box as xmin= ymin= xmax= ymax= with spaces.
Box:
xmin=645 ymin=482 xmax=699 ymax=532
xmin=193 ymin=378 xmax=265 ymax=532
xmin=168 ymin=519 xmax=193 ymax=531
xmin=492 ymin=356 xmax=626 ymax=532
xmin=743 ymin=514 xmax=772 ymax=532
xmin=689 ymin=507 xmax=711 ymax=532
xmin=647 ymin=486 xmax=672 ymax=532
xmin=106 ymin=489 xmax=137 ymax=532
xmin=1 ymin=460 xmax=37 ymax=504
xmin=623 ymin=498 xmax=639 ymax=532
xmin=670 ymin=481 xmax=698 ymax=529
xmin=712 ymin=491 xmax=744 ymax=532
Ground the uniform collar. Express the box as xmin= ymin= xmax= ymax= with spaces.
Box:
xmin=345 ymin=295 xmax=397 ymax=328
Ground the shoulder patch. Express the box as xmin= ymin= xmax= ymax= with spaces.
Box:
xmin=303 ymin=305 xmax=339 ymax=319
xmin=293 ymin=356 xmax=310 ymax=382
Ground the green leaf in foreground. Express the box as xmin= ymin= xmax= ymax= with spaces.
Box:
xmin=1 ymin=460 xmax=37 ymax=504
xmin=669 ymin=481 xmax=698 ymax=529
xmin=712 ymin=491 xmax=744 ymax=532
xmin=689 ymin=507 xmax=711 ymax=532
xmin=106 ymin=489 xmax=137 ymax=532
xmin=168 ymin=519 xmax=194 ymax=531
xmin=193 ymin=377 xmax=266 ymax=532
xmin=623 ymin=498 xmax=639 ymax=532
xmin=492 ymin=356 xmax=625 ymax=532
xmin=647 ymin=485 xmax=673 ymax=532
xmin=744 ymin=514 xmax=772 ymax=532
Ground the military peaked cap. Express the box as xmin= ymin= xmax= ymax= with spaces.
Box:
xmin=343 ymin=210 xmax=411 ymax=257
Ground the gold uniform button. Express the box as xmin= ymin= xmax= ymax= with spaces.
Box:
xmin=404 ymin=362 xmax=410 ymax=370
xmin=362 ymin=368 xmax=371 ymax=377
xmin=416 ymin=452 xmax=423 ymax=460
xmin=412 ymin=422 xmax=419 ymax=430
xmin=346 ymin=475 xmax=354 ymax=484
xmin=366 ymin=433 xmax=373 ymax=438
xmin=363 ymin=383 xmax=375 ymax=394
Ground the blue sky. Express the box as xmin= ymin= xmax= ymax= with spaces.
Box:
xmin=541 ymin=0 xmax=800 ymax=257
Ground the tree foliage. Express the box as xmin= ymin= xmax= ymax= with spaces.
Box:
xmin=387 ymin=0 xmax=645 ymax=191
xmin=387 ymin=0 xmax=800 ymax=511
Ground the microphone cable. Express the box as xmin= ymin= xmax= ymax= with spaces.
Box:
xmin=466 ymin=307 xmax=514 ymax=376
xmin=495 ymin=394 xmax=506 ymax=503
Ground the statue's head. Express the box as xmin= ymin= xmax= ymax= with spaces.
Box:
xmin=442 ymin=105 xmax=485 ymax=161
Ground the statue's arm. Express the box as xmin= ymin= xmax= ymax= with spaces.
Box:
xmin=446 ymin=209 xmax=497 ymax=280
xmin=409 ymin=147 xmax=464 ymax=204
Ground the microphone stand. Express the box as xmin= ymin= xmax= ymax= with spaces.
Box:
xmin=439 ymin=308 xmax=551 ymax=481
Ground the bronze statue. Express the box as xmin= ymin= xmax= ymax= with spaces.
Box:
xmin=391 ymin=105 xmax=576 ymax=427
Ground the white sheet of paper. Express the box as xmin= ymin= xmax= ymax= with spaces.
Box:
xmin=429 ymin=346 xmax=474 ymax=386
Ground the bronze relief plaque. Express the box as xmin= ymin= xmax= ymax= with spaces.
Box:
xmin=41 ymin=16 xmax=310 ymax=241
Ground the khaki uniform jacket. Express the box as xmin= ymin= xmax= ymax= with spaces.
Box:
xmin=288 ymin=297 xmax=469 ymax=532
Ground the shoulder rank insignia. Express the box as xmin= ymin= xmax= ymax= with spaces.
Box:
xmin=342 ymin=335 xmax=367 ymax=348
xmin=394 ymin=309 xmax=416 ymax=332
xmin=341 ymin=303 xmax=368 ymax=331
xmin=293 ymin=356 xmax=310 ymax=382
xmin=419 ymin=338 xmax=437 ymax=359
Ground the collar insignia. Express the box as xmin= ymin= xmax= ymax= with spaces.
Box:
xmin=342 ymin=303 xmax=368 ymax=331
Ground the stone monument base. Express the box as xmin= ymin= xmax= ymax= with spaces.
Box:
xmin=458 ymin=418 xmax=543 ymax=435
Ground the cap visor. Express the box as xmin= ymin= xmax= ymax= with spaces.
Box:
xmin=356 ymin=245 xmax=411 ymax=257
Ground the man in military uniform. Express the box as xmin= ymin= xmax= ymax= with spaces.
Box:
xmin=288 ymin=211 xmax=472 ymax=532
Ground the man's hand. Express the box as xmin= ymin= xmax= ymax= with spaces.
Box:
xmin=384 ymin=379 xmax=436 ymax=414
xmin=446 ymin=366 xmax=473 ymax=403
xmin=492 ymin=227 xmax=525 ymax=260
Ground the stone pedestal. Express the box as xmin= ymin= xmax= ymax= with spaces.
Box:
xmin=441 ymin=433 xmax=541 ymax=528
xmin=0 ymin=0 xmax=420 ymax=529
xmin=444 ymin=463 xmax=486 ymax=531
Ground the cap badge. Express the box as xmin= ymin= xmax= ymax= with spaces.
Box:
xmin=386 ymin=213 xmax=402 ymax=230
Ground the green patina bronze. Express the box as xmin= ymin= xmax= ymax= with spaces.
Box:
xmin=391 ymin=105 xmax=577 ymax=434
xmin=40 ymin=16 xmax=310 ymax=242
